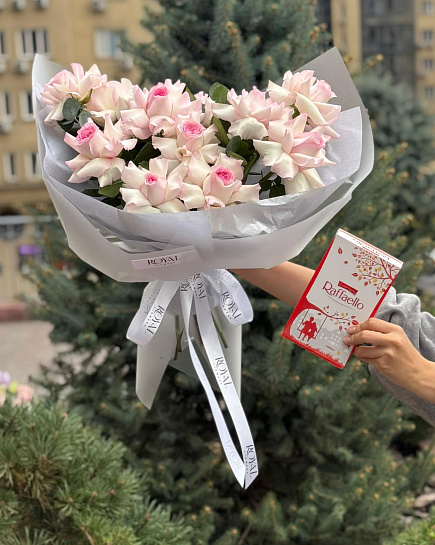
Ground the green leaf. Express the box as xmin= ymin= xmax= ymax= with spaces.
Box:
xmin=57 ymin=119 xmax=77 ymax=136
xmin=238 ymin=141 xmax=251 ymax=157
xmin=209 ymin=82 xmax=229 ymax=104
xmin=119 ymin=149 xmax=132 ymax=162
xmin=82 ymin=188 xmax=101 ymax=197
xmin=269 ymin=183 xmax=286 ymax=198
xmin=226 ymin=135 xmax=241 ymax=154
xmin=184 ymin=85 xmax=196 ymax=101
xmin=259 ymin=179 xmax=273 ymax=192
xmin=134 ymin=142 xmax=160 ymax=165
xmin=98 ymin=181 xmax=123 ymax=198
xmin=62 ymin=98 xmax=82 ymax=122
xmin=78 ymin=110 xmax=91 ymax=127
xmin=211 ymin=116 xmax=229 ymax=146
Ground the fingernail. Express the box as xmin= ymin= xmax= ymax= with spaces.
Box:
xmin=343 ymin=336 xmax=351 ymax=345
xmin=347 ymin=326 xmax=356 ymax=334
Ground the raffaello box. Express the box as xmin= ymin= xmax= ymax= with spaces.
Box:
xmin=282 ymin=229 xmax=402 ymax=368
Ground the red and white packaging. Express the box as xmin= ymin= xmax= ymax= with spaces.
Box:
xmin=282 ymin=229 xmax=402 ymax=368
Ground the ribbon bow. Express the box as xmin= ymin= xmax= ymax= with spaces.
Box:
xmin=127 ymin=269 xmax=258 ymax=488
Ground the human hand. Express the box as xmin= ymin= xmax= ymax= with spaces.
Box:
xmin=343 ymin=318 xmax=434 ymax=400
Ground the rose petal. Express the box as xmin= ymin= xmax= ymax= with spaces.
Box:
xmin=157 ymin=199 xmax=188 ymax=213
xmin=228 ymin=117 xmax=268 ymax=140
xmin=180 ymin=182 xmax=206 ymax=209
xmin=121 ymin=162 xmax=146 ymax=189
xmin=211 ymin=103 xmax=238 ymax=123
xmin=186 ymin=153 xmax=210 ymax=187
xmin=204 ymin=194 xmax=226 ymax=209
xmin=121 ymin=188 xmax=152 ymax=207
xmin=227 ymin=183 xmax=260 ymax=204
xmin=199 ymin=143 xmax=219 ymax=164
xmin=272 ymin=153 xmax=299 ymax=179
xmin=77 ymin=157 xmax=112 ymax=179
xmin=253 ymin=140 xmax=284 ymax=166
xmin=284 ymin=169 xmax=324 ymax=194
xmin=149 ymin=157 xmax=169 ymax=179
xmin=125 ymin=203 xmax=161 ymax=214
xmin=152 ymin=136 xmax=178 ymax=160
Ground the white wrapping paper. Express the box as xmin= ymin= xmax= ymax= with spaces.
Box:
xmin=32 ymin=48 xmax=373 ymax=487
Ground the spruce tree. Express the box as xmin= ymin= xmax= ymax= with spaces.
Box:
xmin=126 ymin=0 xmax=327 ymax=93
xmin=0 ymin=401 xmax=197 ymax=545
xmin=26 ymin=1 xmax=435 ymax=543
xmin=356 ymin=73 xmax=435 ymax=237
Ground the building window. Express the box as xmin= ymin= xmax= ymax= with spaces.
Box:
xmin=0 ymin=31 xmax=6 ymax=57
xmin=18 ymin=29 xmax=49 ymax=58
xmin=423 ymin=1 xmax=435 ymax=14
xmin=383 ymin=26 xmax=395 ymax=46
xmin=368 ymin=0 xmax=384 ymax=15
xmin=0 ymin=92 xmax=12 ymax=121
xmin=424 ymin=86 xmax=435 ymax=98
xmin=24 ymin=152 xmax=41 ymax=181
xmin=3 ymin=153 xmax=17 ymax=183
xmin=94 ymin=29 xmax=124 ymax=58
xmin=20 ymin=90 xmax=33 ymax=121
xmin=424 ymin=58 xmax=434 ymax=71
xmin=423 ymin=30 xmax=434 ymax=44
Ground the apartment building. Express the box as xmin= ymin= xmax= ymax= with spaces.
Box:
xmin=0 ymin=0 xmax=151 ymax=302
xmin=329 ymin=0 xmax=435 ymax=112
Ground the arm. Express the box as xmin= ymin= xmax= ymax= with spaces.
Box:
xmin=232 ymin=262 xmax=314 ymax=308
xmin=344 ymin=289 xmax=435 ymax=423
xmin=235 ymin=264 xmax=435 ymax=420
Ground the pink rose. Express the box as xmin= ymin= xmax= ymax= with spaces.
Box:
xmin=179 ymin=120 xmax=204 ymax=141
xmin=152 ymin=113 xmax=218 ymax=164
xmin=180 ymin=153 xmax=260 ymax=210
xmin=121 ymin=81 xmax=203 ymax=140
xmin=212 ymin=87 xmax=287 ymax=140
xmin=268 ymin=70 xmax=341 ymax=129
xmin=120 ymin=158 xmax=187 ymax=214
xmin=87 ymin=79 xmax=134 ymax=125
xmin=253 ymin=114 xmax=333 ymax=181
xmin=121 ymin=85 xmax=152 ymax=140
xmin=76 ymin=121 xmax=99 ymax=143
xmin=146 ymin=80 xmax=201 ymax=137
xmin=64 ymin=115 xmax=137 ymax=187
xmin=41 ymin=63 xmax=107 ymax=126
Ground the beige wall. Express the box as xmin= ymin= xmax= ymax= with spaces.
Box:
xmin=0 ymin=0 xmax=153 ymax=301
xmin=330 ymin=0 xmax=362 ymax=73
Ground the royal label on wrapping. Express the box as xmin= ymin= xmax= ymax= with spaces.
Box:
xmin=282 ymin=229 xmax=402 ymax=368
xmin=131 ymin=249 xmax=198 ymax=270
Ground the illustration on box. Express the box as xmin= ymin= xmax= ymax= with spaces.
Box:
xmin=285 ymin=234 xmax=402 ymax=367
xmin=289 ymin=303 xmax=358 ymax=362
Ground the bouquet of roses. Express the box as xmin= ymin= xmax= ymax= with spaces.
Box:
xmin=40 ymin=58 xmax=341 ymax=212
xmin=33 ymin=48 xmax=373 ymax=488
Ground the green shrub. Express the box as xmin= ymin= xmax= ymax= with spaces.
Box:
xmin=0 ymin=400 xmax=193 ymax=545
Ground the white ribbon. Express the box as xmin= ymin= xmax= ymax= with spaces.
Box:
xmin=127 ymin=269 xmax=258 ymax=488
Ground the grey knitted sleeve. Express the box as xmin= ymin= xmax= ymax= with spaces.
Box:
xmin=369 ymin=288 xmax=435 ymax=426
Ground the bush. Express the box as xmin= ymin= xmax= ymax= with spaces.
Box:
xmin=0 ymin=400 xmax=194 ymax=545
